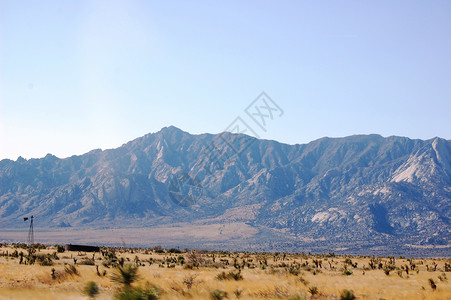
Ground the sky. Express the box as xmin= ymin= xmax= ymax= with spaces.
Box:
xmin=0 ymin=1 xmax=450 ymax=160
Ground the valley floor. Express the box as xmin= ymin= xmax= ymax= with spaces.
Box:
xmin=0 ymin=244 xmax=450 ymax=299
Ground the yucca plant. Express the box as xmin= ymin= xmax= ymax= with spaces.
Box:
xmin=111 ymin=264 xmax=140 ymax=287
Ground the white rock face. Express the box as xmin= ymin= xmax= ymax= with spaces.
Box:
xmin=391 ymin=140 xmax=448 ymax=184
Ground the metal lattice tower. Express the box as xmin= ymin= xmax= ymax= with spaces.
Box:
xmin=26 ymin=216 xmax=34 ymax=245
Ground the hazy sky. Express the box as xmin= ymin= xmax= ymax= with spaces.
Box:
xmin=1 ymin=1 xmax=450 ymax=160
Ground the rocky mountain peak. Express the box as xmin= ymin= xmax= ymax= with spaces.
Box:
xmin=0 ymin=128 xmax=449 ymax=254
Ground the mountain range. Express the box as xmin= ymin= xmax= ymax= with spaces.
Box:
xmin=0 ymin=126 xmax=450 ymax=256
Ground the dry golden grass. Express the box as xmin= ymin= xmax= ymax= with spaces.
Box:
xmin=0 ymin=244 xmax=450 ymax=299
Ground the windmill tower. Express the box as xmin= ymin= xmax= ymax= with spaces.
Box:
xmin=23 ymin=216 xmax=34 ymax=245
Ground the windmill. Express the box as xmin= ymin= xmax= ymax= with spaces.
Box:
xmin=23 ymin=216 xmax=34 ymax=245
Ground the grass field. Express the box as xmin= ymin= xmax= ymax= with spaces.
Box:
xmin=0 ymin=244 xmax=450 ymax=299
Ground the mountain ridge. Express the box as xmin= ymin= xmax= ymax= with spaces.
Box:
xmin=0 ymin=126 xmax=450 ymax=255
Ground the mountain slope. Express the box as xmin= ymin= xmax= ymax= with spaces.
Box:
xmin=0 ymin=127 xmax=450 ymax=254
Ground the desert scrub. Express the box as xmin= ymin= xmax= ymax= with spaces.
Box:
xmin=182 ymin=274 xmax=197 ymax=289
xmin=343 ymin=268 xmax=353 ymax=276
xmin=429 ymin=278 xmax=437 ymax=290
xmin=35 ymin=253 xmax=53 ymax=266
xmin=290 ymin=292 xmax=306 ymax=300
xmin=383 ymin=264 xmax=396 ymax=275
xmin=233 ymin=288 xmax=243 ymax=298
xmin=64 ymin=264 xmax=80 ymax=276
xmin=216 ymin=270 xmax=243 ymax=280
xmin=111 ymin=264 xmax=161 ymax=300
xmin=288 ymin=264 xmax=301 ymax=275
xmin=340 ymin=289 xmax=356 ymax=300
xmin=210 ymin=289 xmax=227 ymax=300
xmin=39 ymin=257 xmax=53 ymax=266
xmin=299 ymin=276 xmax=309 ymax=286
xmin=111 ymin=264 xmax=140 ymax=286
xmin=115 ymin=285 xmax=161 ymax=300
xmin=308 ymin=286 xmax=318 ymax=297
xmin=84 ymin=281 xmax=100 ymax=299
xmin=79 ymin=258 xmax=96 ymax=265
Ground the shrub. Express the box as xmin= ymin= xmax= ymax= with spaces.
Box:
xmin=308 ymin=286 xmax=318 ymax=296
xmin=168 ymin=248 xmax=182 ymax=253
xmin=340 ymin=289 xmax=355 ymax=300
xmin=233 ymin=288 xmax=243 ymax=298
xmin=445 ymin=263 xmax=451 ymax=272
xmin=438 ymin=273 xmax=447 ymax=282
xmin=40 ymin=257 xmax=54 ymax=266
xmin=429 ymin=278 xmax=437 ymax=290
xmin=50 ymin=252 xmax=59 ymax=260
xmin=50 ymin=268 xmax=66 ymax=281
xmin=64 ymin=264 xmax=80 ymax=276
xmin=216 ymin=270 xmax=243 ymax=281
xmin=210 ymin=289 xmax=227 ymax=300
xmin=288 ymin=264 xmax=300 ymax=276
xmin=36 ymin=253 xmax=53 ymax=266
xmin=84 ymin=281 xmax=100 ymax=299
xmin=383 ymin=264 xmax=396 ymax=275
xmin=79 ymin=258 xmax=96 ymax=265
xmin=290 ymin=293 xmax=306 ymax=300
xmin=56 ymin=245 xmax=65 ymax=253
xmin=115 ymin=285 xmax=160 ymax=300
xmin=343 ymin=268 xmax=353 ymax=276
xmin=111 ymin=265 xmax=139 ymax=286
xmin=183 ymin=275 xmax=197 ymax=289
xmin=187 ymin=250 xmax=204 ymax=267
xmin=299 ymin=276 xmax=309 ymax=286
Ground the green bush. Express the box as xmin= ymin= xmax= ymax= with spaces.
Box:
xmin=111 ymin=265 xmax=139 ymax=286
xmin=340 ymin=289 xmax=355 ymax=300
xmin=343 ymin=268 xmax=353 ymax=276
xmin=210 ymin=289 xmax=227 ymax=300
xmin=40 ymin=257 xmax=53 ymax=266
xmin=216 ymin=270 xmax=243 ymax=281
xmin=233 ymin=288 xmax=243 ymax=298
xmin=84 ymin=281 xmax=100 ymax=299
xmin=290 ymin=293 xmax=306 ymax=300
xmin=288 ymin=264 xmax=300 ymax=276
xmin=115 ymin=285 xmax=160 ymax=300
xmin=168 ymin=248 xmax=182 ymax=253
xmin=383 ymin=264 xmax=396 ymax=275
xmin=36 ymin=253 xmax=53 ymax=266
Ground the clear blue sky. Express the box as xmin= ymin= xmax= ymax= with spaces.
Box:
xmin=1 ymin=1 xmax=450 ymax=160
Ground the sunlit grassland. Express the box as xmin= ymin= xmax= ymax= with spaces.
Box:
xmin=0 ymin=244 xmax=450 ymax=299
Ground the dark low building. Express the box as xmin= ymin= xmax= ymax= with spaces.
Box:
xmin=64 ymin=244 xmax=100 ymax=252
